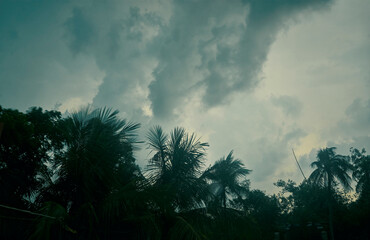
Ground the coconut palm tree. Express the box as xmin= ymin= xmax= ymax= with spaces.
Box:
xmin=203 ymin=151 xmax=251 ymax=209
xmin=309 ymin=147 xmax=353 ymax=240
xmin=309 ymin=147 xmax=352 ymax=191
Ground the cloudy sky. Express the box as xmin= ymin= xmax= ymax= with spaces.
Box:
xmin=1 ymin=0 xmax=369 ymax=193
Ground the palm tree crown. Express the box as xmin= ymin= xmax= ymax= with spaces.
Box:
xmin=309 ymin=147 xmax=352 ymax=191
xmin=51 ymin=106 xmax=141 ymax=210
xmin=146 ymin=126 xmax=209 ymax=211
xmin=203 ymin=151 xmax=251 ymax=208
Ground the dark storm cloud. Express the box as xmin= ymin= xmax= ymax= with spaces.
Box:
xmin=147 ymin=0 xmax=333 ymax=117
xmin=64 ymin=8 xmax=95 ymax=55
xmin=59 ymin=2 xmax=164 ymax=117
xmin=0 ymin=0 xmax=333 ymax=117
xmin=0 ymin=1 xmax=101 ymax=111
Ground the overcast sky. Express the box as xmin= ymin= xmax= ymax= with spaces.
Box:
xmin=1 ymin=0 xmax=369 ymax=193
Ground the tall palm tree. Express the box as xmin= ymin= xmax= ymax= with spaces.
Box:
xmin=203 ymin=151 xmax=251 ymax=209
xmin=146 ymin=126 xmax=210 ymax=239
xmin=146 ymin=126 xmax=209 ymax=211
xmin=309 ymin=147 xmax=352 ymax=240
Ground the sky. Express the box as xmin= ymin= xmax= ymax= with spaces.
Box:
xmin=1 ymin=0 xmax=369 ymax=193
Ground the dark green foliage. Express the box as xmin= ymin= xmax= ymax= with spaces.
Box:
xmin=146 ymin=126 xmax=209 ymax=212
xmin=203 ymin=151 xmax=251 ymax=208
xmin=0 ymin=106 xmax=65 ymax=239
xmin=308 ymin=147 xmax=352 ymax=240
xmin=1 ymin=105 xmax=369 ymax=239
xmin=276 ymin=179 xmax=331 ymax=225
xmin=350 ymin=148 xmax=370 ymax=198
xmin=309 ymin=147 xmax=353 ymax=192
xmin=0 ymin=107 xmax=63 ymax=206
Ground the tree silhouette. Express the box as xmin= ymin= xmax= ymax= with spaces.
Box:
xmin=2 ymin=104 xmax=370 ymax=239
xmin=146 ymin=126 xmax=209 ymax=212
xmin=0 ymin=107 xmax=64 ymax=205
xmin=349 ymin=148 xmax=370 ymax=240
xmin=309 ymin=147 xmax=352 ymax=240
xmin=0 ymin=106 xmax=65 ymax=239
xmin=203 ymin=151 xmax=251 ymax=209
xmin=34 ymin=106 xmax=141 ymax=239
xmin=350 ymin=148 xmax=370 ymax=197
xmin=145 ymin=126 xmax=210 ymax=239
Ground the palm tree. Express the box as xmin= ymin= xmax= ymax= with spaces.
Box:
xmin=146 ymin=126 xmax=209 ymax=211
xmin=146 ymin=126 xmax=210 ymax=239
xmin=36 ymin=106 xmax=141 ymax=239
xmin=203 ymin=151 xmax=251 ymax=209
xmin=59 ymin=106 xmax=140 ymax=206
xmin=309 ymin=147 xmax=353 ymax=240
xmin=309 ymin=147 xmax=352 ymax=191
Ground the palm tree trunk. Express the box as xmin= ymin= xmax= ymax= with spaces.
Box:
xmin=328 ymin=177 xmax=335 ymax=240
xmin=328 ymin=200 xmax=334 ymax=240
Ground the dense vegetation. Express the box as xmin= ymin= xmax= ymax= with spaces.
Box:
xmin=0 ymin=106 xmax=369 ymax=239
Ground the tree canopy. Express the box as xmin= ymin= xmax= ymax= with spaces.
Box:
xmin=0 ymin=105 xmax=369 ymax=240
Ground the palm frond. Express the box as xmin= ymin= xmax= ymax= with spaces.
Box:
xmin=203 ymin=151 xmax=251 ymax=208
xmin=309 ymin=147 xmax=352 ymax=192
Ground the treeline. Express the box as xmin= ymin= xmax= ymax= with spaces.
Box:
xmin=0 ymin=105 xmax=369 ymax=240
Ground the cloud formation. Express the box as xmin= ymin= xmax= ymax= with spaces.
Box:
xmin=146 ymin=0 xmax=334 ymax=117
xmin=1 ymin=0 xmax=369 ymax=193
xmin=0 ymin=1 xmax=103 ymax=111
xmin=0 ymin=0 xmax=333 ymax=118
xmin=0 ymin=0 xmax=331 ymax=118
